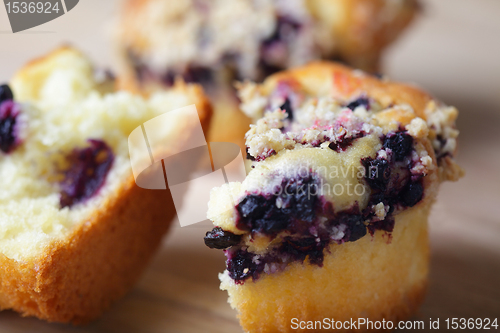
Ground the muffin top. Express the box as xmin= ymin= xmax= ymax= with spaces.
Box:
xmin=207 ymin=62 xmax=463 ymax=257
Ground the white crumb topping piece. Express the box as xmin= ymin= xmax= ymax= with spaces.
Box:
xmin=207 ymin=183 xmax=244 ymax=235
xmin=425 ymin=101 xmax=459 ymax=157
xmin=420 ymin=155 xmax=434 ymax=170
xmin=330 ymin=223 xmax=348 ymax=241
xmin=373 ymin=202 xmax=388 ymax=220
xmin=245 ymin=109 xmax=296 ymax=159
xmin=406 ymin=117 xmax=429 ymax=139
xmin=237 ymin=81 xmax=268 ymax=120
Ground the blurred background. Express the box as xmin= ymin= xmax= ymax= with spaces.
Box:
xmin=1 ymin=0 xmax=499 ymax=332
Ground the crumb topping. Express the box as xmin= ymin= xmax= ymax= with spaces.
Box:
xmin=206 ymin=69 xmax=461 ymax=284
xmin=122 ymin=0 xmax=325 ymax=85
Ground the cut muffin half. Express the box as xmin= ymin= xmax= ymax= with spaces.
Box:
xmin=114 ymin=0 xmax=419 ymax=151
xmin=205 ymin=62 xmax=462 ymax=332
xmin=0 ymin=46 xmax=211 ymax=324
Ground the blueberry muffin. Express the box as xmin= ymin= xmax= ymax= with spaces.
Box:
xmin=204 ymin=62 xmax=462 ymax=332
xmin=115 ymin=0 xmax=419 ymax=150
xmin=0 ymin=46 xmax=211 ymax=324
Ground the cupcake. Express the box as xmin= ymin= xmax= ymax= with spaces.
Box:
xmin=204 ymin=61 xmax=463 ymax=332
xmin=0 ymin=46 xmax=211 ymax=323
xmin=114 ymin=0 xmax=419 ymax=150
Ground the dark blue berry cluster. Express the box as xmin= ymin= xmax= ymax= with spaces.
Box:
xmin=60 ymin=140 xmax=114 ymax=208
xmin=0 ymin=84 xmax=21 ymax=154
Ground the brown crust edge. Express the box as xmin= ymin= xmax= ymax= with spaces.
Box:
xmin=0 ymin=178 xmax=175 ymax=324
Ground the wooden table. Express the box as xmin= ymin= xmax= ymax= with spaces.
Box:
xmin=1 ymin=0 xmax=499 ymax=332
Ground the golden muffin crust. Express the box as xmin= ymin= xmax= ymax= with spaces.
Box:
xmin=221 ymin=204 xmax=430 ymax=333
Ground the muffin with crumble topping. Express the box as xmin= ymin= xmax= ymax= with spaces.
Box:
xmin=204 ymin=62 xmax=462 ymax=332
xmin=0 ymin=46 xmax=211 ymax=324
xmin=115 ymin=0 xmax=420 ymax=150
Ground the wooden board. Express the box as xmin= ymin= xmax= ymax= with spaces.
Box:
xmin=1 ymin=0 xmax=500 ymax=332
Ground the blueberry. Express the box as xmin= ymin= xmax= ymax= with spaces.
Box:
xmin=343 ymin=215 xmax=367 ymax=242
xmin=227 ymin=250 xmax=259 ymax=283
xmin=346 ymin=97 xmax=370 ymax=111
xmin=245 ymin=147 xmax=255 ymax=161
xmin=259 ymin=16 xmax=301 ymax=77
xmin=328 ymin=131 xmax=364 ymax=152
xmin=280 ymin=98 xmax=293 ymax=121
xmin=183 ymin=66 xmax=213 ymax=85
xmin=236 ymin=195 xmax=270 ymax=226
xmin=236 ymin=194 xmax=288 ymax=234
xmin=160 ymin=70 xmax=176 ymax=86
xmin=262 ymin=16 xmax=301 ymax=47
xmin=333 ymin=207 xmax=368 ymax=242
xmin=362 ymin=157 xmax=390 ymax=191
xmin=348 ymin=220 xmax=367 ymax=242
xmin=0 ymin=100 xmax=20 ymax=154
xmin=0 ymin=84 xmax=14 ymax=103
xmin=280 ymin=237 xmax=326 ymax=266
xmin=235 ymin=177 xmax=319 ymax=236
xmin=383 ymin=131 xmax=413 ymax=161
xmin=401 ymin=181 xmax=424 ymax=207
xmin=256 ymin=211 xmax=288 ymax=235
xmin=280 ymin=177 xmax=318 ymax=222
xmin=285 ymin=237 xmax=317 ymax=252
xmin=60 ymin=140 xmax=114 ymax=208
xmin=204 ymin=227 xmax=241 ymax=249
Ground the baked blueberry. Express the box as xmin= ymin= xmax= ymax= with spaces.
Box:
xmin=60 ymin=140 xmax=114 ymax=208
xmin=0 ymin=84 xmax=14 ymax=103
xmin=280 ymin=98 xmax=293 ymax=120
xmin=236 ymin=176 xmax=319 ymax=235
xmin=0 ymin=100 xmax=21 ymax=154
xmin=328 ymin=132 xmax=365 ymax=152
xmin=346 ymin=97 xmax=370 ymax=111
xmin=183 ymin=65 xmax=214 ymax=85
xmin=205 ymin=227 xmax=242 ymax=249
xmin=227 ymin=249 xmax=260 ymax=283
xmin=259 ymin=16 xmax=302 ymax=75
xmin=401 ymin=181 xmax=424 ymax=207
xmin=362 ymin=157 xmax=390 ymax=191
xmin=383 ymin=131 xmax=413 ymax=161
xmin=236 ymin=194 xmax=288 ymax=235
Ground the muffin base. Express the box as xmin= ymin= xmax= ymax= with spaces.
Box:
xmin=220 ymin=202 xmax=431 ymax=333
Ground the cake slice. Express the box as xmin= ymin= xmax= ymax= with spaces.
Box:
xmin=0 ymin=46 xmax=211 ymax=324
xmin=205 ymin=62 xmax=462 ymax=332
